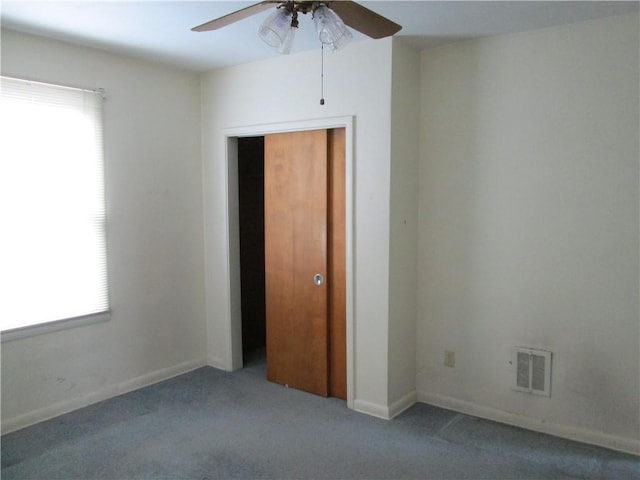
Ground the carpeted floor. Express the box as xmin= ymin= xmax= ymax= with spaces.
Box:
xmin=2 ymin=355 xmax=639 ymax=480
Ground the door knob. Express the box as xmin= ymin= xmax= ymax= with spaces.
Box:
xmin=313 ymin=273 xmax=324 ymax=286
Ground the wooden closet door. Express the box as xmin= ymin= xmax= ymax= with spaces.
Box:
xmin=264 ymin=130 xmax=328 ymax=397
xmin=328 ymin=128 xmax=347 ymax=400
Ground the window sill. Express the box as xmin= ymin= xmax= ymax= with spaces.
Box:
xmin=1 ymin=311 xmax=111 ymax=343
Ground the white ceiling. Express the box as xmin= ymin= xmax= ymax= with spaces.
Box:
xmin=1 ymin=1 xmax=638 ymax=72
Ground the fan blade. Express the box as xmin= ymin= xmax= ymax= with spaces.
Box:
xmin=192 ymin=1 xmax=280 ymax=32
xmin=330 ymin=1 xmax=401 ymax=39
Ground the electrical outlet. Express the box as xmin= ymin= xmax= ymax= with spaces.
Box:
xmin=445 ymin=350 xmax=455 ymax=367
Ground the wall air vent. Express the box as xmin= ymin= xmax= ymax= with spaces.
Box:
xmin=511 ymin=347 xmax=551 ymax=397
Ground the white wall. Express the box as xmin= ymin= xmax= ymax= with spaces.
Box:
xmin=387 ymin=39 xmax=420 ymax=414
xmin=417 ymin=13 xmax=639 ymax=453
xmin=1 ymin=30 xmax=207 ymax=432
xmin=200 ymin=38 xmax=396 ymax=413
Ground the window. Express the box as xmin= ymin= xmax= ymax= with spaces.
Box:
xmin=0 ymin=76 xmax=109 ymax=334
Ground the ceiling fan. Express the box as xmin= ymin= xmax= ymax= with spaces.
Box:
xmin=192 ymin=1 xmax=402 ymax=54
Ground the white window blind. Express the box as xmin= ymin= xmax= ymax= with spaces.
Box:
xmin=0 ymin=76 xmax=109 ymax=332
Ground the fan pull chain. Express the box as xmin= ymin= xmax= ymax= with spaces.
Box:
xmin=320 ymin=43 xmax=325 ymax=105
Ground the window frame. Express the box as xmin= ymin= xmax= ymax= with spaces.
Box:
xmin=0 ymin=76 xmax=111 ymax=341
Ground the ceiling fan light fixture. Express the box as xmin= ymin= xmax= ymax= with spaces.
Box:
xmin=278 ymin=25 xmax=297 ymax=54
xmin=258 ymin=7 xmax=292 ymax=48
xmin=313 ymin=4 xmax=352 ymax=51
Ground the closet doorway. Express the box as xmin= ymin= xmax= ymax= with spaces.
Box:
xmin=237 ymin=129 xmax=346 ymax=399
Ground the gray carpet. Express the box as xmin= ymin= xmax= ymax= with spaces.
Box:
xmin=2 ymin=356 xmax=638 ymax=480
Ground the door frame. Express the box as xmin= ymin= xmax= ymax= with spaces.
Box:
xmin=221 ymin=116 xmax=355 ymax=409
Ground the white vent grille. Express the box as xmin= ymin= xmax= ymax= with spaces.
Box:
xmin=516 ymin=351 xmax=530 ymax=389
xmin=511 ymin=347 xmax=551 ymax=397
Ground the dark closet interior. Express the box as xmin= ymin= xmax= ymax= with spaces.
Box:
xmin=238 ymin=137 xmax=266 ymax=364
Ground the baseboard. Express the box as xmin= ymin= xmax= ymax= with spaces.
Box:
xmin=354 ymin=399 xmax=390 ymax=420
xmin=418 ymin=391 xmax=640 ymax=456
xmin=207 ymin=355 xmax=229 ymax=371
xmin=1 ymin=358 xmax=207 ymax=435
xmin=354 ymin=390 xmax=417 ymax=421
xmin=388 ymin=390 xmax=417 ymax=419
